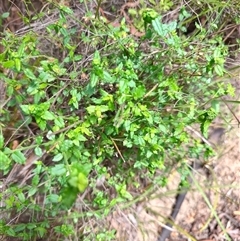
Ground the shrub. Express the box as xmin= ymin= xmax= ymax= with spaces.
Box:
xmin=0 ymin=2 xmax=236 ymax=240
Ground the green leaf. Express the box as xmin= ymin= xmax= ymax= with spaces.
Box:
xmin=211 ymin=100 xmax=220 ymax=113
xmin=134 ymin=85 xmax=146 ymax=99
xmin=36 ymin=227 xmax=47 ymax=237
xmin=214 ymin=64 xmax=224 ymax=76
xmin=34 ymin=146 xmax=43 ymax=156
xmin=35 ymin=136 xmax=43 ymax=145
xmin=90 ymin=73 xmax=99 ymax=87
xmin=124 ymin=120 xmax=131 ymax=132
xmin=77 ymin=172 xmax=88 ymax=192
xmin=46 ymin=131 xmax=55 ymax=140
xmin=78 ymin=134 xmax=87 ymax=142
xmin=14 ymin=224 xmax=26 ymax=232
xmin=54 ymin=116 xmax=65 ymax=129
xmin=158 ymin=124 xmax=167 ymax=133
xmin=11 ymin=150 xmax=26 ymax=164
xmin=18 ymin=43 xmax=25 ymax=57
xmin=37 ymin=119 xmax=47 ymax=131
xmin=0 ymin=134 xmax=4 ymax=148
xmin=52 ymin=153 xmax=63 ymax=162
xmin=24 ymin=68 xmax=36 ymax=80
xmin=92 ymin=51 xmax=101 ymax=66
xmin=86 ymin=105 xmax=96 ymax=114
xmin=152 ymin=17 xmax=166 ymax=36
xmin=20 ymin=105 xmax=30 ymax=115
xmin=28 ymin=187 xmax=38 ymax=197
xmin=32 ymin=175 xmax=40 ymax=186
xmin=0 ymin=151 xmax=11 ymax=170
xmin=15 ymin=58 xmax=21 ymax=71
xmin=18 ymin=192 xmax=25 ymax=202
xmin=42 ymin=111 xmax=55 ymax=120
xmin=39 ymin=71 xmax=55 ymax=82
xmin=26 ymin=223 xmax=37 ymax=230
xmin=52 ymin=65 xmax=66 ymax=75
xmin=99 ymin=105 xmax=109 ymax=112
xmin=84 ymin=83 xmax=96 ymax=96
xmin=200 ymin=119 xmax=211 ymax=139
xmin=146 ymin=150 xmax=153 ymax=158
xmin=46 ymin=194 xmax=60 ymax=204
xmin=2 ymin=60 xmax=15 ymax=68
xmin=103 ymin=71 xmax=115 ymax=83
xmin=152 ymin=17 xmax=177 ymax=37
xmin=142 ymin=8 xmax=158 ymax=24
xmin=1 ymin=12 xmax=10 ymax=19
xmin=6 ymin=228 xmax=16 ymax=237
xmin=60 ymin=186 xmax=78 ymax=209
xmin=60 ymin=5 xmax=73 ymax=14
xmin=51 ymin=164 xmax=66 ymax=176
xmin=73 ymin=55 xmax=82 ymax=61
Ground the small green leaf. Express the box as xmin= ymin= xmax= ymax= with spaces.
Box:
xmin=77 ymin=172 xmax=88 ymax=192
xmin=42 ymin=111 xmax=55 ymax=120
xmin=35 ymin=146 xmax=43 ymax=156
xmin=20 ymin=105 xmax=30 ymax=115
xmin=124 ymin=120 xmax=131 ymax=132
xmin=15 ymin=58 xmax=21 ymax=71
xmin=28 ymin=187 xmax=38 ymax=197
xmin=26 ymin=223 xmax=37 ymax=230
xmin=46 ymin=194 xmax=60 ymax=204
xmin=200 ymin=119 xmax=211 ymax=138
xmin=103 ymin=71 xmax=115 ymax=83
xmin=90 ymin=73 xmax=99 ymax=87
xmin=11 ymin=150 xmax=26 ymax=164
xmin=73 ymin=55 xmax=82 ymax=61
xmin=2 ymin=60 xmax=15 ymax=68
xmin=214 ymin=64 xmax=224 ymax=76
xmin=78 ymin=134 xmax=87 ymax=142
xmin=152 ymin=17 xmax=177 ymax=37
xmin=0 ymin=134 xmax=4 ymax=148
xmin=60 ymin=186 xmax=78 ymax=209
xmin=18 ymin=192 xmax=25 ymax=202
xmin=52 ymin=153 xmax=63 ymax=162
xmin=36 ymin=227 xmax=47 ymax=238
xmin=32 ymin=175 xmax=40 ymax=186
xmin=142 ymin=8 xmax=158 ymax=24
xmin=37 ymin=119 xmax=47 ymax=131
xmin=24 ymin=68 xmax=36 ymax=80
xmin=52 ymin=65 xmax=66 ymax=75
xmin=86 ymin=105 xmax=96 ymax=114
xmin=54 ymin=116 xmax=65 ymax=128
xmin=6 ymin=228 xmax=16 ymax=236
xmin=60 ymin=5 xmax=73 ymax=14
xmin=158 ymin=124 xmax=167 ymax=133
xmin=46 ymin=131 xmax=55 ymax=140
xmin=211 ymin=100 xmax=220 ymax=113
xmin=51 ymin=164 xmax=66 ymax=176
xmin=14 ymin=224 xmax=26 ymax=232
xmin=1 ymin=12 xmax=10 ymax=19
xmin=146 ymin=150 xmax=153 ymax=158
xmin=92 ymin=51 xmax=101 ymax=65
xmin=0 ymin=151 xmax=10 ymax=171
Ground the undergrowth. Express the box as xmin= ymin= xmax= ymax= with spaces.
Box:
xmin=0 ymin=0 xmax=238 ymax=240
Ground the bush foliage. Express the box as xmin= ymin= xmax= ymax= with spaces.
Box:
xmin=0 ymin=1 xmax=237 ymax=240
